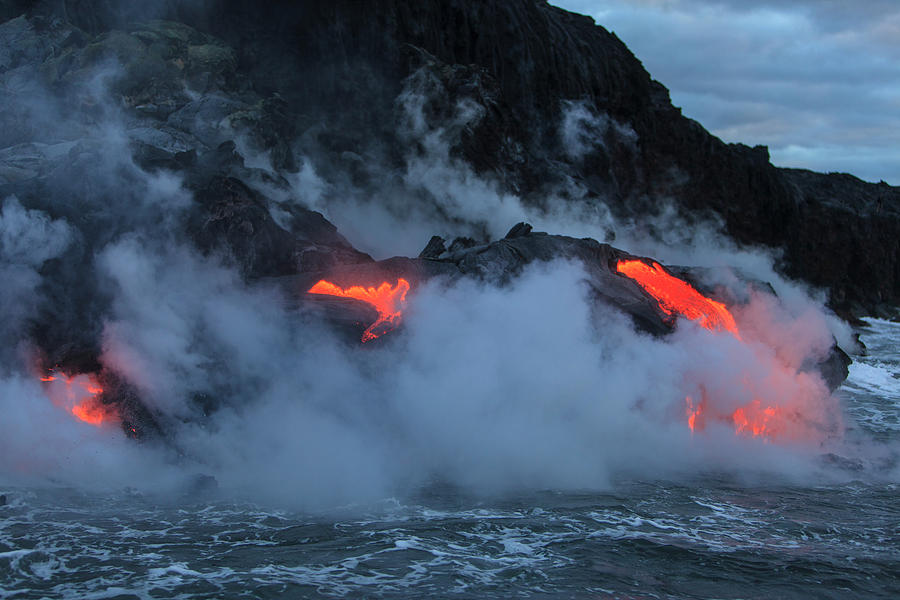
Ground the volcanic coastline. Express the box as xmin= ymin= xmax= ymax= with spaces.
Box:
xmin=0 ymin=0 xmax=894 ymax=442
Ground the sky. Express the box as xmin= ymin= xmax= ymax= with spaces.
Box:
xmin=551 ymin=0 xmax=900 ymax=185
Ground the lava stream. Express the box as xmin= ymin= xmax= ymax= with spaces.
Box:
xmin=616 ymin=259 xmax=740 ymax=338
xmin=308 ymin=278 xmax=410 ymax=342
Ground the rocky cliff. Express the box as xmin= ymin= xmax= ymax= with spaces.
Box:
xmin=4 ymin=0 xmax=895 ymax=316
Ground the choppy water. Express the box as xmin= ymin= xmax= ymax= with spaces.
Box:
xmin=2 ymin=320 xmax=899 ymax=599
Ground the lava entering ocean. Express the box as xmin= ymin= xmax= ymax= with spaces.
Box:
xmin=616 ymin=259 xmax=740 ymax=338
xmin=40 ymin=370 xmax=117 ymax=426
xmin=308 ymin=278 xmax=410 ymax=342
xmin=617 ymin=259 xmax=827 ymax=441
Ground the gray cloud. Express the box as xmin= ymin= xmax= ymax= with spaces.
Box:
xmin=552 ymin=0 xmax=900 ymax=184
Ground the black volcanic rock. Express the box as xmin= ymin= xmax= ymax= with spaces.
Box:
xmin=813 ymin=344 xmax=851 ymax=393
xmin=779 ymin=169 xmax=900 ymax=315
xmin=505 ymin=222 xmax=533 ymax=239
xmin=98 ymin=372 xmax=162 ymax=440
xmin=187 ymin=175 xmax=371 ymax=278
xmin=418 ymin=235 xmax=446 ymax=259
xmin=434 ymin=231 xmax=675 ymax=337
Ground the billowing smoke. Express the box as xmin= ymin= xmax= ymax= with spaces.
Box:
xmin=0 ymin=10 xmax=888 ymax=509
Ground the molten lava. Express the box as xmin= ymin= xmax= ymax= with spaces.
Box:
xmin=615 ymin=261 xmax=833 ymax=443
xmin=40 ymin=370 xmax=117 ymax=426
xmin=616 ymin=260 xmax=812 ymax=440
xmin=616 ymin=260 xmax=740 ymax=338
xmin=308 ymin=278 xmax=410 ymax=342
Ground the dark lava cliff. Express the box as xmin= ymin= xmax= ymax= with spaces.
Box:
xmin=3 ymin=0 xmax=897 ymax=318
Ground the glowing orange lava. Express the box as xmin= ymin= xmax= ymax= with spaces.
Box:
xmin=616 ymin=260 xmax=740 ymax=338
xmin=308 ymin=278 xmax=410 ymax=342
xmin=40 ymin=370 xmax=117 ymax=426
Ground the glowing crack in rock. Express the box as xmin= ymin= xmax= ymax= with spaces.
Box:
xmin=616 ymin=259 xmax=741 ymax=338
xmin=40 ymin=370 xmax=117 ymax=426
xmin=308 ymin=278 xmax=410 ymax=342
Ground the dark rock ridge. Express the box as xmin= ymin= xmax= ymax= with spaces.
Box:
xmin=280 ymin=225 xmax=850 ymax=391
xmin=2 ymin=0 xmax=897 ymax=316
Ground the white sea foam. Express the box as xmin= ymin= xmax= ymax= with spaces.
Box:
xmin=841 ymin=319 xmax=900 ymax=434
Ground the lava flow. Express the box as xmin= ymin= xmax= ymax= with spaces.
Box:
xmin=616 ymin=260 xmax=805 ymax=440
xmin=616 ymin=259 xmax=740 ymax=338
xmin=40 ymin=370 xmax=117 ymax=426
xmin=308 ymin=278 xmax=410 ymax=342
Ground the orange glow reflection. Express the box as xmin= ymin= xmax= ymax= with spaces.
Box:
xmin=732 ymin=399 xmax=784 ymax=439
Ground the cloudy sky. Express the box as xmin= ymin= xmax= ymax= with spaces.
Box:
xmin=551 ymin=0 xmax=900 ymax=185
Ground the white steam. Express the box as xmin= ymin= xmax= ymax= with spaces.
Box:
xmin=0 ymin=22 xmax=886 ymax=509
xmin=560 ymin=99 xmax=638 ymax=160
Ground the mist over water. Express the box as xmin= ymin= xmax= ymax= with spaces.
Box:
xmin=0 ymin=251 xmax=884 ymax=508
xmin=1 ymin=318 xmax=897 ymax=598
